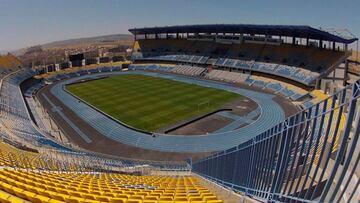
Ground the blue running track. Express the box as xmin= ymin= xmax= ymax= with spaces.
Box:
xmin=50 ymin=71 xmax=285 ymax=153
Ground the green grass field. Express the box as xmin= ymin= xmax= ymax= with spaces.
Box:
xmin=66 ymin=74 xmax=240 ymax=132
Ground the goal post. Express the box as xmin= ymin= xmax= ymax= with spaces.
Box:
xmin=196 ymin=100 xmax=212 ymax=112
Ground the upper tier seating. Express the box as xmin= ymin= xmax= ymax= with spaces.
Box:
xmin=134 ymin=39 xmax=345 ymax=85
xmin=135 ymin=39 xmax=344 ymax=71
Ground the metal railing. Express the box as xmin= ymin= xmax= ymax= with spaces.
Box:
xmin=193 ymin=80 xmax=360 ymax=202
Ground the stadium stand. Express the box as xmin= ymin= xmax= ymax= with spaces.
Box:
xmin=44 ymin=66 xmax=122 ymax=83
xmin=2 ymin=65 xmax=358 ymax=202
xmin=245 ymin=75 xmax=309 ymax=100
xmin=0 ymin=167 xmax=222 ymax=203
xmin=130 ymin=24 xmax=356 ymax=88
xmin=134 ymin=38 xmax=346 ymax=75
xmin=171 ymin=65 xmax=205 ymax=76
xmin=205 ymin=70 xmax=248 ymax=83
xmin=137 ymin=55 xmax=209 ymax=65
xmin=129 ymin=64 xmax=174 ymax=72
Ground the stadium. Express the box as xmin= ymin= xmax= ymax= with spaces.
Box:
xmin=1 ymin=9 xmax=360 ymax=203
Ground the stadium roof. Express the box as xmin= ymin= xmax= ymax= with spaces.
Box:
xmin=129 ymin=24 xmax=358 ymax=44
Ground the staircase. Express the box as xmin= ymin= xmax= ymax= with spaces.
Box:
xmin=195 ymin=174 xmax=260 ymax=203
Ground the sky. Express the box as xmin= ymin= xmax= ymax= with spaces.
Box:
xmin=0 ymin=0 xmax=359 ymax=52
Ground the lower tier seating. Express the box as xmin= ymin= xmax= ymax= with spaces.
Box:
xmin=245 ymin=75 xmax=309 ymax=101
xmin=205 ymin=70 xmax=248 ymax=83
xmin=171 ymin=65 xmax=205 ymax=77
xmin=0 ymin=168 xmax=223 ymax=203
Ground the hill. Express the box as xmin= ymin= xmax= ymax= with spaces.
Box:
xmin=17 ymin=33 xmax=133 ymax=67
xmin=41 ymin=34 xmax=133 ymax=49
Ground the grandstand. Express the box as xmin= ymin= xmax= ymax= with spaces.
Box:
xmin=205 ymin=69 xmax=248 ymax=84
xmin=171 ymin=65 xmax=205 ymax=76
xmin=0 ymin=24 xmax=359 ymax=203
xmin=130 ymin=25 xmax=356 ymax=88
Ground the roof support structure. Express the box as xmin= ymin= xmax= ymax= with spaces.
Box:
xmin=129 ymin=24 xmax=358 ymax=44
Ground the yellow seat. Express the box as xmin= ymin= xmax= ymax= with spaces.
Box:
xmin=82 ymin=194 xmax=96 ymax=200
xmin=131 ymin=195 xmax=144 ymax=200
xmin=80 ymin=200 xmax=100 ymax=203
xmin=174 ymin=197 xmax=187 ymax=201
xmin=124 ymin=191 xmax=136 ymax=195
xmin=95 ymin=196 xmax=110 ymax=202
xmin=0 ymin=189 xmax=28 ymax=203
xmin=0 ymin=190 xmax=12 ymax=203
xmin=56 ymin=188 xmax=70 ymax=195
xmin=136 ymin=192 xmax=149 ymax=196
xmin=126 ymin=199 xmax=142 ymax=203
xmin=159 ymin=196 xmax=173 ymax=201
xmin=115 ymin=194 xmax=129 ymax=199
xmin=66 ymin=196 xmax=84 ymax=203
xmin=69 ymin=191 xmax=83 ymax=198
xmin=202 ymin=196 xmax=217 ymax=201
xmin=91 ymin=191 xmax=101 ymax=196
xmin=78 ymin=189 xmax=89 ymax=193
xmin=199 ymin=193 xmax=212 ymax=198
xmin=1 ymin=182 xmax=15 ymax=194
xmin=46 ymin=186 xmax=58 ymax=192
xmin=50 ymin=193 xmax=68 ymax=201
xmin=150 ymin=193 xmax=161 ymax=198
xmin=207 ymin=200 xmax=223 ymax=203
xmin=175 ymin=194 xmax=186 ymax=197
xmin=188 ymin=197 xmax=202 ymax=201
xmin=142 ymin=200 xmax=157 ymax=203
xmin=28 ymin=194 xmax=51 ymax=203
xmin=144 ymin=196 xmax=158 ymax=200
xmin=12 ymin=186 xmax=27 ymax=199
xmin=49 ymin=199 xmax=66 ymax=203
xmin=103 ymin=192 xmax=115 ymax=197
xmin=21 ymin=190 xmax=37 ymax=202
xmin=37 ymin=189 xmax=53 ymax=197
xmin=110 ymin=198 xmax=126 ymax=203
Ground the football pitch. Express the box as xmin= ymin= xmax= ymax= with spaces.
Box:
xmin=66 ymin=74 xmax=241 ymax=132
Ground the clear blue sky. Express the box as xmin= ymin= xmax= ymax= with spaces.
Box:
xmin=0 ymin=0 xmax=359 ymax=51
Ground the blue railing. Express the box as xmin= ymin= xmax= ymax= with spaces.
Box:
xmin=193 ymin=80 xmax=360 ymax=202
